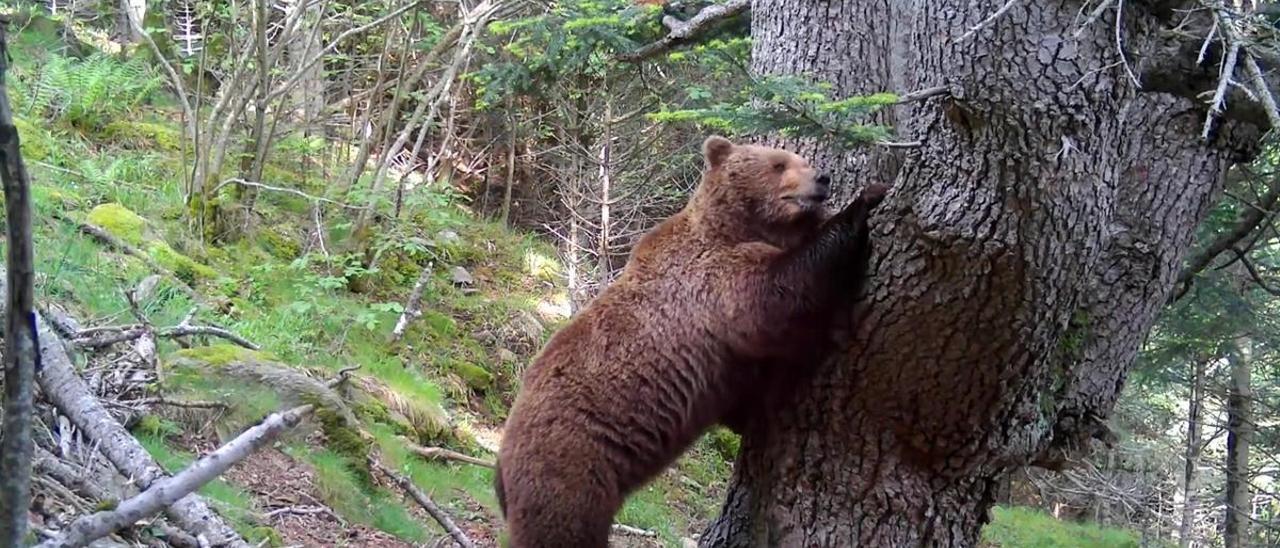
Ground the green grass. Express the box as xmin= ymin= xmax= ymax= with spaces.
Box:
xmin=290 ymin=445 xmax=432 ymax=543
xmin=981 ymin=506 xmax=1142 ymax=548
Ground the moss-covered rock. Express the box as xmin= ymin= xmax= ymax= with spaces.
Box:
xmin=449 ymin=360 xmax=494 ymax=391
xmin=100 ymin=120 xmax=182 ymax=151
xmin=87 ymin=202 xmax=147 ymax=245
xmin=14 ymin=117 xmax=53 ymax=161
xmin=147 ymin=240 xmax=218 ymax=283
xmin=259 ymin=223 xmax=302 ymax=260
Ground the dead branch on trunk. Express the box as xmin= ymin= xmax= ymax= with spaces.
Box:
xmin=403 ymin=440 xmax=494 ymax=468
xmin=0 ymin=273 xmax=250 ymax=547
xmin=0 ymin=14 xmax=40 ymax=544
xmin=37 ymin=405 xmax=315 ymax=548
xmin=390 ymin=262 xmax=434 ymax=344
xmin=369 ymin=458 xmax=476 ymax=548
xmin=618 ymin=0 xmax=749 ymax=62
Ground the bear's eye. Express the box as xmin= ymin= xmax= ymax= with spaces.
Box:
xmin=772 ymin=162 xmax=786 ymax=172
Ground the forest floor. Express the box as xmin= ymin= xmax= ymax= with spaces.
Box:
xmin=6 ymin=16 xmax=1151 ymax=548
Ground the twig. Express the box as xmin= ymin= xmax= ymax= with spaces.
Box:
xmin=1228 ymin=247 xmax=1280 ymax=296
xmin=212 ymin=178 xmax=367 ymax=210
xmin=611 ymin=524 xmax=658 ymax=537
xmin=75 ymin=319 xmax=260 ymax=350
xmin=404 ymin=441 xmax=495 ymax=469
xmin=957 ymin=0 xmax=1022 ymax=42
xmin=75 ymin=328 xmax=147 ymax=349
xmin=327 ymin=365 xmax=362 ymax=388
xmin=123 ymin=397 xmax=229 ymax=411
xmin=618 ymin=0 xmax=750 ymax=62
xmin=1114 ymin=0 xmax=1141 ymax=87
xmin=1242 ymin=53 xmax=1280 ymax=130
xmin=370 ymin=458 xmax=476 ymax=548
xmin=38 ymin=405 xmax=315 ymax=548
xmin=1202 ymin=41 xmax=1240 ymax=139
xmin=161 ymin=325 xmax=261 ymax=351
xmin=390 ymin=262 xmax=434 ymax=344
xmin=0 ymin=14 xmax=39 ymax=544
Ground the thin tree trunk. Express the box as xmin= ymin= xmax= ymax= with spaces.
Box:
xmin=1224 ymin=338 xmax=1253 ymax=548
xmin=1179 ymin=357 xmax=1206 ymax=548
xmin=0 ymin=26 xmax=38 ymax=544
xmin=501 ymin=105 xmax=516 ymax=226
xmin=701 ymin=1 xmax=1266 ymax=545
xmin=597 ymin=101 xmax=612 ymax=282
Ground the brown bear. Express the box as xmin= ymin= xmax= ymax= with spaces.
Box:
xmin=495 ymin=135 xmax=887 ymax=548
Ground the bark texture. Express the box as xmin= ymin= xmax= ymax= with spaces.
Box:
xmin=702 ymin=1 xmax=1263 ymax=546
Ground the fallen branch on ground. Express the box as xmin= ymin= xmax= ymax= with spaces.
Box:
xmin=390 ymin=262 xmax=434 ymax=344
xmin=403 ymin=440 xmax=495 ymax=469
xmin=618 ymin=0 xmax=749 ymax=62
xmin=0 ymin=274 xmax=249 ymax=547
xmin=37 ymin=404 xmax=315 ymax=548
xmin=370 ymin=458 xmax=476 ymax=548
xmin=73 ymin=321 xmax=260 ymax=351
xmin=612 ymin=524 xmax=658 ymax=537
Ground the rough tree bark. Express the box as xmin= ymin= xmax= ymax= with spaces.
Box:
xmin=700 ymin=1 xmax=1265 ymax=546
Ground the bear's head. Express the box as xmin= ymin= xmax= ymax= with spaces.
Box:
xmin=694 ymin=135 xmax=831 ymax=243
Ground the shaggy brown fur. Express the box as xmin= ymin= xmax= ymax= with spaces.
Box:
xmin=495 ymin=136 xmax=887 ymax=548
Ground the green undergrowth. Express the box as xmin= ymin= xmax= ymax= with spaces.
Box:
xmin=981 ymin=506 xmax=1144 ymax=548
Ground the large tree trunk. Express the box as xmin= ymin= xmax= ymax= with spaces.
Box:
xmin=702 ymin=1 xmax=1263 ymax=546
xmin=1224 ymin=338 xmax=1253 ymax=548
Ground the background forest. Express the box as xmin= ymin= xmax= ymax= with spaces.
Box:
xmin=0 ymin=0 xmax=1276 ymax=547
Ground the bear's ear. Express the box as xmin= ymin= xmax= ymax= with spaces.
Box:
xmin=703 ymin=135 xmax=734 ymax=169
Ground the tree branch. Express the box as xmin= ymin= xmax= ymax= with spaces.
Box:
xmin=38 ymin=405 xmax=315 ymax=548
xmin=1172 ymin=178 xmax=1280 ymax=301
xmin=390 ymin=263 xmax=434 ymax=344
xmin=618 ymin=0 xmax=750 ymax=62
xmin=369 ymin=458 xmax=476 ymax=548
xmin=1228 ymin=246 xmax=1280 ymax=296
xmin=403 ymin=440 xmax=495 ymax=468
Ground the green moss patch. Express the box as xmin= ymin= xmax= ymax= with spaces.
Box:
xmin=87 ymin=202 xmax=147 ymax=245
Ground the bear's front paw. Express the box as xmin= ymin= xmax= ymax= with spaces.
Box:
xmin=860 ymin=183 xmax=889 ymax=208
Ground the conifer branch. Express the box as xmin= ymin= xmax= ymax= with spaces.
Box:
xmin=619 ymin=0 xmax=750 ymax=62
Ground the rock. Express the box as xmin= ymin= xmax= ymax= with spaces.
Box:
xmin=512 ymin=310 xmax=544 ymax=341
xmin=134 ymin=274 xmax=162 ymax=302
xmin=437 ymin=229 xmax=461 ymax=244
xmin=497 ymin=348 xmax=518 ymax=363
xmin=682 ymin=539 xmax=698 ymax=548
xmin=450 ymin=266 xmax=475 ymax=285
